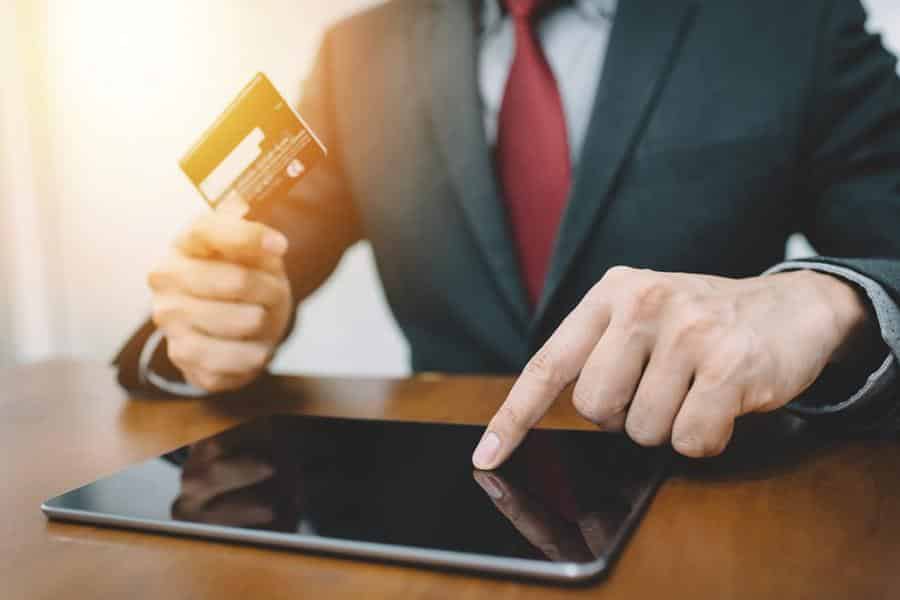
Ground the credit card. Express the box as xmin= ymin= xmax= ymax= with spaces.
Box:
xmin=179 ymin=72 xmax=327 ymax=216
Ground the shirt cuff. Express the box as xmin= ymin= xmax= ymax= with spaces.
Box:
xmin=139 ymin=329 xmax=211 ymax=398
xmin=763 ymin=261 xmax=899 ymax=416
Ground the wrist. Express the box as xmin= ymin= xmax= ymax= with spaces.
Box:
xmin=797 ymin=270 xmax=872 ymax=362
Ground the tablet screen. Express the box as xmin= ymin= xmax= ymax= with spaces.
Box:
xmin=44 ymin=415 xmax=668 ymax=578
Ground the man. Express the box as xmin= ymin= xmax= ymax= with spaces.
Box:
xmin=118 ymin=0 xmax=900 ymax=469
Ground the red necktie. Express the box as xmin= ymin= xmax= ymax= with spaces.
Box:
xmin=497 ymin=0 xmax=572 ymax=307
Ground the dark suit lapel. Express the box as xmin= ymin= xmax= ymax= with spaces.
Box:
xmin=421 ymin=0 xmax=531 ymax=328
xmin=535 ymin=0 xmax=699 ymax=322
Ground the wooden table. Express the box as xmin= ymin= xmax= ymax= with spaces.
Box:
xmin=2 ymin=359 xmax=899 ymax=599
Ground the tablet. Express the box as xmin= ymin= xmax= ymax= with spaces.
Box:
xmin=42 ymin=415 xmax=668 ymax=582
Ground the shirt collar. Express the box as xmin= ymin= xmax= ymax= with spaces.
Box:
xmin=481 ymin=0 xmax=617 ymax=34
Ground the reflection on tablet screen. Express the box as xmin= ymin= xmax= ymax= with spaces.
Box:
xmin=44 ymin=415 xmax=668 ymax=575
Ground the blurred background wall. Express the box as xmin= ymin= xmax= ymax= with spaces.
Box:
xmin=0 ymin=0 xmax=409 ymax=376
xmin=0 ymin=0 xmax=899 ymax=376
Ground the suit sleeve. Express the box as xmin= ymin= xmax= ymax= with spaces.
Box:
xmin=784 ymin=0 xmax=900 ymax=428
xmin=113 ymin=28 xmax=362 ymax=394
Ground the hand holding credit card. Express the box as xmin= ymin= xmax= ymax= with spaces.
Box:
xmin=147 ymin=73 xmax=325 ymax=393
xmin=180 ymin=72 xmax=327 ymax=217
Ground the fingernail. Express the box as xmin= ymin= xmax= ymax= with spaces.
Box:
xmin=474 ymin=472 xmax=504 ymax=499
xmin=262 ymin=231 xmax=288 ymax=255
xmin=473 ymin=431 xmax=500 ymax=469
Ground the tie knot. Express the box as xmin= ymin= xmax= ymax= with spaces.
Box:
xmin=502 ymin=0 xmax=553 ymax=21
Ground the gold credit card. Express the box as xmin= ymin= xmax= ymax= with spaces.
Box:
xmin=180 ymin=72 xmax=327 ymax=215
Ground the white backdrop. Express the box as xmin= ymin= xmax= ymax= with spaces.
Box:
xmin=1 ymin=0 xmax=410 ymax=376
xmin=1 ymin=0 xmax=899 ymax=375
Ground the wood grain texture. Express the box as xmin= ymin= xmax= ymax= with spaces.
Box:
xmin=2 ymin=360 xmax=899 ymax=599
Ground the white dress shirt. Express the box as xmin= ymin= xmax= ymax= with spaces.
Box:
xmin=478 ymin=0 xmax=617 ymax=166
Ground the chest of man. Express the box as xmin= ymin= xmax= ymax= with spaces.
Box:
xmin=325 ymin=0 xmax=816 ymax=369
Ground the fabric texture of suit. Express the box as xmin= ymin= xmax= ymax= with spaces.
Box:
xmin=117 ymin=0 xmax=900 ymax=428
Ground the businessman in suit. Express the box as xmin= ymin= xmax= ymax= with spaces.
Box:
xmin=119 ymin=0 xmax=900 ymax=468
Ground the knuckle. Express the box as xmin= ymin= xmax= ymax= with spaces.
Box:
xmin=572 ymin=387 xmax=607 ymax=424
xmin=523 ymin=349 xmax=566 ymax=391
xmin=220 ymin=269 xmax=253 ymax=299
xmin=189 ymin=370 xmax=231 ymax=393
xmin=228 ymin=224 xmax=258 ymax=252
xmin=572 ymin=380 xmax=630 ymax=424
xmin=208 ymin=374 xmax=241 ymax=394
xmin=193 ymin=216 xmax=258 ymax=254
xmin=625 ymin=416 xmax=666 ymax=447
xmin=670 ymin=307 xmax=721 ymax=349
xmin=495 ymin=402 xmax=530 ymax=432
xmin=702 ymin=359 xmax=737 ymax=388
xmin=182 ymin=216 xmax=213 ymax=245
xmin=672 ymin=429 xmax=727 ymax=458
xmin=584 ymin=281 xmax=604 ymax=304
xmin=573 ymin=400 xmax=600 ymax=424
xmin=167 ymin=335 xmax=201 ymax=368
xmin=235 ymin=305 xmax=267 ymax=337
xmin=624 ymin=278 xmax=672 ymax=321
xmin=584 ymin=279 xmax=610 ymax=307
xmin=601 ymin=265 xmax=636 ymax=285
xmin=151 ymin=297 xmax=179 ymax=327
xmin=571 ymin=384 xmax=597 ymax=422
xmin=193 ymin=371 xmax=220 ymax=392
xmin=574 ymin=401 xmax=607 ymax=425
xmin=672 ymin=433 xmax=703 ymax=457
xmin=748 ymin=385 xmax=779 ymax=412
xmin=219 ymin=220 xmax=261 ymax=251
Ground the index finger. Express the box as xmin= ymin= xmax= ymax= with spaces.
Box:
xmin=472 ymin=290 xmax=612 ymax=469
xmin=178 ymin=213 xmax=288 ymax=267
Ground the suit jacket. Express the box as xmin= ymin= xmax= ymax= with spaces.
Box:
xmin=118 ymin=0 xmax=900 ymax=425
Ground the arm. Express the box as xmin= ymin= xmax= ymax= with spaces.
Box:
xmin=471 ymin=0 xmax=900 ymax=467
xmin=774 ymin=0 xmax=900 ymax=426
